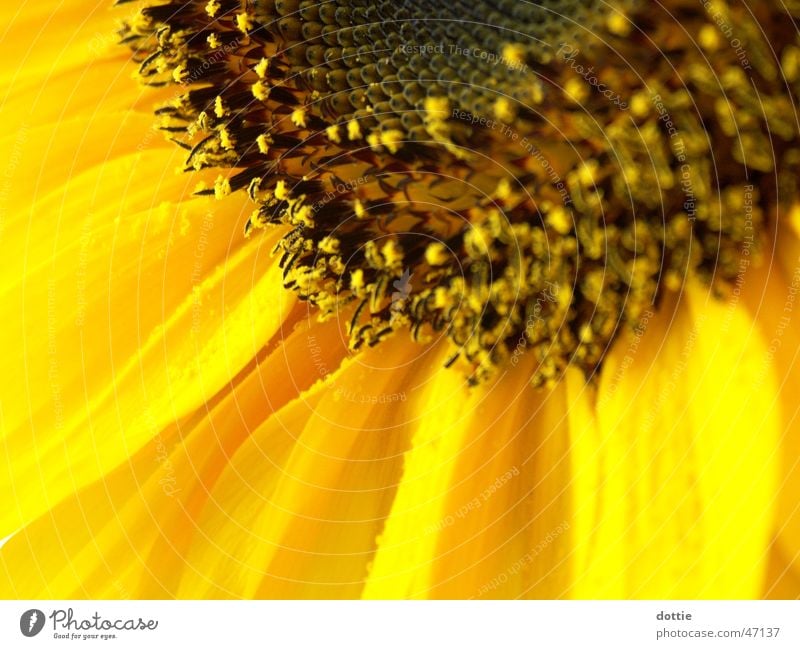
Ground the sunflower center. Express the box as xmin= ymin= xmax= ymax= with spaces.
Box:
xmin=121 ymin=0 xmax=800 ymax=386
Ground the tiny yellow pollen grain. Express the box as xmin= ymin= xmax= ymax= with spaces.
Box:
xmin=425 ymin=242 xmax=449 ymax=266
xmin=291 ymin=107 xmax=307 ymax=128
xmin=206 ymin=33 xmax=221 ymax=49
xmin=495 ymin=178 xmax=513 ymax=201
xmin=256 ymin=133 xmax=271 ymax=155
xmin=214 ymin=95 xmax=227 ymax=118
xmin=172 ymin=65 xmax=187 ymax=84
xmin=606 ymin=11 xmax=631 ymax=36
xmin=195 ymin=111 xmax=210 ymax=132
xmin=698 ymin=24 xmax=721 ymax=51
xmin=326 ymin=124 xmax=341 ymax=143
xmin=350 ymin=269 xmax=365 ymax=292
xmin=578 ymin=160 xmax=598 ymax=186
xmin=318 ymin=236 xmax=340 ymax=254
xmin=630 ymin=92 xmax=651 ymax=118
xmin=205 ymin=0 xmax=220 ymax=18
xmin=347 ymin=119 xmax=362 ymax=140
xmin=382 ymin=239 xmax=404 ymax=267
xmin=354 ymin=199 xmax=368 ymax=219
xmin=493 ymin=97 xmax=516 ymax=122
xmin=292 ymin=204 xmax=314 ymax=227
xmin=424 ymin=96 xmax=450 ymax=117
xmin=555 ymin=284 xmax=572 ymax=308
xmin=329 ymin=257 xmax=345 ymax=275
xmin=465 ymin=226 xmax=490 ymax=255
xmin=254 ymin=58 xmax=270 ymax=79
xmin=565 ymin=77 xmax=589 ymax=103
xmin=546 ymin=206 xmax=573 ymax=234
xmin=251 ymin=81 xmax=270 ymax=101
xmin=236 ymin=12 xmax=253 ymax=34
xmin=219 ymin=126 xmax=235 ymax=149
xmin=274 ymin=179 xmax=289 ymax=201
xmin=433 ymin=287 xmax=450 ymax=309
xmin=501 ymin=43 xmax=526 ymax=65
xmin=379 ymin=129 xmax=404 ymax=154
xmin=213 ymin=175 xmax=231 ymax=199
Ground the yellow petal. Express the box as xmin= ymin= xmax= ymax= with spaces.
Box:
xmin=571 ymin=281 xmax=779 ymax=597
xmin=1 ymin=2 xmax=117 ymax=86
xmin=365 ymin=354 xmax=574 ymax=599
xmin=744 ymin=223 xmax=800 ymax=596
xmin=1 ymin=230 xmax=293 ymax=537
xmin=0 ymin=127 xmax=294 ymax=534
xmin=0 ymin=316 xmax=351 ymax=598
xmin=177 ymin=336 xmax=446 ymax=598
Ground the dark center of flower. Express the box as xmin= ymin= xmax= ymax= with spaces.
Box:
xmin=120 ymin=0 xmax=800 ymax=386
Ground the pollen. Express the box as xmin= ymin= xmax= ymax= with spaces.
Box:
xmin=381 ymin=240 xmax=405 ymax=269
xmin=214 ymin=96 xmax=227 ymax=119
xmin=274 ymin=180 xmax=289 ymax=201
xmin=350 ymin=269 xmax=366 ymax=293
xmin=346 ymin=120 xmax=362 ymax=141
xmin=425 ymin=243 xmax=450 ymax=267
xmin=424 ymin=96 xmax=450 ymax=117
xmin=218 ymin=126 xmax=235 ymax=150
xmin=172 ymin=65 xmax=188 ymax=84
xmin=379 ymin=130 xmax=404 ymax=154
xmin=698 ymin=24 xmax=721 ymax=51
xmin=606 ymin=11 xmax=631 ymax=36
xmin=204 ymin=0 xmax=220 ymax=18
xmin=502 ymin=43 xmax=526 ymax=66
xmin=629 ymin=92 xmax=651 ymax=118
xmin=254 ymin=58 xmax=270 ymax=79
xmin=256 ymin=134 xmax=271 ymax=155
xmin=493 ymin=98 xmax=516 ymax=122
xmin=213 ymin=176 xmax=231 ymax=199
xmin=564 ymin=78 xmax=589 ymax=103
xmin=291 ymin=108 xmax=307 ymax=128
xmin=354 ymin=199 xmax=368 ymax=220
xmin=251 ymin=81 xmax=270 ymax=102
xmin=546 ymin=206 xmax=573 ymax=235
xmin=326 ymin=125 xmax=342 ymax=144
xmin=235 ymin=12 xmax=252 ymax=34
xmin=318 ymin=236 xmax=340 ymax=255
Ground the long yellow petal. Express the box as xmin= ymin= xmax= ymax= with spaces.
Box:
xmin=177 ymin=335 xmax=446 ymax=598
xmin=570 ymin=281 xmax=779 ymax=597
xmin=365 ymin=353 xmax=573 ymax=599
xmin=744 ymin=223 xmax=800 ymax=596
xmin=0 ymin=313 xmax=347 ymax=597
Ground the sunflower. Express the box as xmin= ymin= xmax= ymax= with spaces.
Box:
xmin=1 ymin=0 xmax=799 ymax=599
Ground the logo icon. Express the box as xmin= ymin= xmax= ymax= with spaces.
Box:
xmin=390 ymin=268 xmax=413 ymax=323
xmin=20 ymin=609 xmax=45 ymax=637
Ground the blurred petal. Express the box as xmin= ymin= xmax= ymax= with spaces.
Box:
xmin=177 ymin=335 xmax=449 ymax=598
xmin=569 ymin=281 xmax=780 ymax=597
xmin=364 ymin=354 xmax=573 ymax=599
xmin=743 ymin=223 xmax=800 ymax=597
xmin=0 ymin=315 xmax=350 ymax=598
xmin=0 ymin=110 xmax=294 ymax=534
